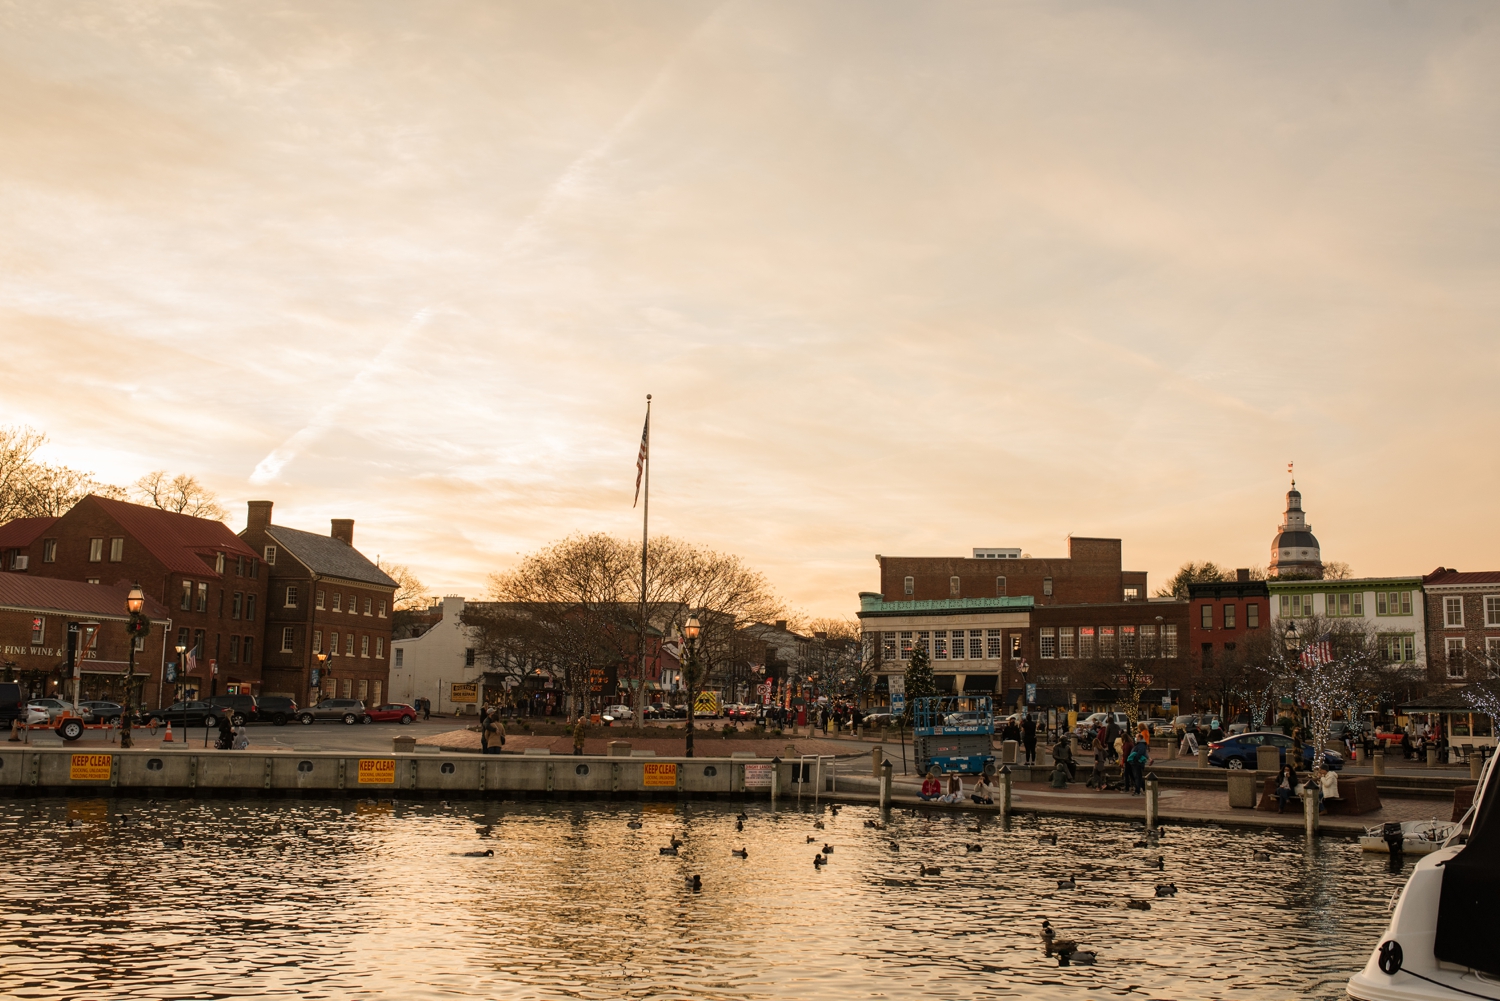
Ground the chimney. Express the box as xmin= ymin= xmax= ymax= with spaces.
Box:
xmin=775 ymin=620 xmax=787 ymax=631
xmin=247 ymin=500 xmax=273 ymax=532
xmin=331 ymin=519 xmax=354 ymax=546
xmin=1237 ymin=568 xmax=1250 ymax=582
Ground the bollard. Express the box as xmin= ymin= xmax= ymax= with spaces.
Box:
xmin=1426 ymin=747 xmax=1437 ymax=769
xmin=1197 ymin=747 xmax=1209 ymax=769
xmin=999 ymin=764 xmax=1012 ymax=818
xmin=8 ymin=719 xmax=19 ymax=742
xmin=1472 ymin=751 xmax=1485 ymax=781
xmin=1145 ymin=772 xmax=1159 ymax=829
xmin=393 ymin=735 xmax=416 ymax=754
xmin=1303 ymin=784 xmax=1318 ymax=837
xmin=1166 ymin=738 xmax=1176 ymax=761
xmin=771 ymin=758 xmax=781 ymax=807
xmin=1373 ymin=750 xmax=1385 ymax=776
xmin=879 ymin=759 xmax=893 ymax=811
xmin=1002 ymin=740 xmax=1018 ymax=765
xmin=1256 ymin=744 xmax=1280 ymax=773
xmin=872 ymin=747 xmax=884 ymax=778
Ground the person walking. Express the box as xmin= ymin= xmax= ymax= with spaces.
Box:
xmin=572 ymin=715 xmax=588 ymax=756
xmin=1022 ymin=714 xmax=1038 ymax=766
xmin=421 ymin=697 xmax=431 ymax=721
xmin=1090 ymin=741 xmax=1110 ymax=791
xmin=1103 ymin=719 xmax=1121 ymax=762
xmin=482 ymin=708 xmax=505 ymax=755
xmin=1125 ymin=738 xmax=1150 ymax=795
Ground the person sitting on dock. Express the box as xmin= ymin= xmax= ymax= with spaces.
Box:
xmin=941 ymin=774 xmax=964 ymax=804
xmin=919 ymin=771 xmax=942 ymax=801
xmin=1275 ymin=764 xmax=1297 ymax=812
xmin=970 ymin=772 xmax=996 ymax=804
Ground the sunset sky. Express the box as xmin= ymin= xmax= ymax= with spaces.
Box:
xmin=3 ymin=2 xmax=1498 ymax=618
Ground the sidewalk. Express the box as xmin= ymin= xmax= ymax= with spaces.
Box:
xmin=418 ymin=728 xmax=865 ymax=758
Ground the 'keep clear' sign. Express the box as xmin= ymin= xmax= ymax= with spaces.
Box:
xmin=643 ymin=762 xmax=677 ymax=787
xmin=357 ymin=759 xmax=396 ymax=784
xmin=70 ymin=754 xmax=112 ymax=781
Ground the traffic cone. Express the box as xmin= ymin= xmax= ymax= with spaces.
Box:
xmin=163 ymin=721 xmax=174 ymax=742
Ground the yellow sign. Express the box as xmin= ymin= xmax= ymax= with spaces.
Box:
xmin=70 ymin=753 xmax=112 ymax=781
xmin=451 ymin=683 xmax=478 ymax=702
xmin=694 ymin=692 xmax=720 ymax=715
xmin=643 ymin=762 xmax=677 ymax=787
xmin=357 ymin=758 xmax=396 ymax=784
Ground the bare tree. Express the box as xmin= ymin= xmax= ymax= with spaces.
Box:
xmin=133 ymin=471 xmax=226 ymax=520
xmin=1322 ymin=561 xmax=1353 ymax=580
xmin=378 ymin=562 xmax=428 ymax=610
xmin=0 ymin=425 xmax=124 ymax=520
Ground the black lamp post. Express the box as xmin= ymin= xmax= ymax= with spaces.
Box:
xmin=683 ymin=615 xmax=701 ymax=758
xmin=120 ymin=583 xmax=148 ymax=749
xmin=316 ymin=652 xmax=329 ymax=704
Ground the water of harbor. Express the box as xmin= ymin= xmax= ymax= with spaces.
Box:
xmin=1 ymin=796 xmax=1407 ymax=1000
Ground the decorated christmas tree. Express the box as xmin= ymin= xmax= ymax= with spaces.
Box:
xmin=902 ymin=642 xmax=937 ymax=723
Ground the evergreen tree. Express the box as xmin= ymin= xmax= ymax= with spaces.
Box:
xmin=901 ymin=643 xmax=937 ymax=723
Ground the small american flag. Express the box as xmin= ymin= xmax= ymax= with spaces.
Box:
xmin=633 ymin=407 xmax=650 ymax=508
xmin=186 ymin=644 xmax=199 ymax=675
xmin=1300 ymin=641 xmax=1331 ymax=668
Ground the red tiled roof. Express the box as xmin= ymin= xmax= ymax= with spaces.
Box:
xmin=84 ymin=495 xmax=258 ymax=576
xmin=0 ymin=517 xmax=58 ymax=549
xmin=0 ymin=574 xmax=171 ymax=622
xmin=1423 ymin=567 xmax=1500 ymax=586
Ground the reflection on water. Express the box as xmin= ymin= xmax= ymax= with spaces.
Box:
xmin=2 ymin=796 xmax=1400 ymax=1000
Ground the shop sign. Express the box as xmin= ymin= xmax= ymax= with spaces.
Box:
xmin=451 ymin=683 xmax=478 ymax=702
xmin=357 ymin=759 xmax=396 ymax=784
xmin=643 ymin=762 xmax=677 ymax=787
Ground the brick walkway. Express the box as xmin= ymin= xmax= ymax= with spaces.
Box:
xmin=417 ymin=728 xmax=860 ymax=758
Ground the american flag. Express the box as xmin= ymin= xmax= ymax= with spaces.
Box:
xmin=186 ymin=643 xmax=199 ymax=675
xmin=633 ymin=407 xmax=650 ymax=508
xmin=1300 ymin=640 xmax=1332 ymax=668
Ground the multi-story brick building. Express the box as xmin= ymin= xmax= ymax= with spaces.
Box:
xmin=0 ymin=575 xmax=172 ymax=706
xmin=1187 ymin=571 xmax=1271 ymax=671
xmin=1421 ymin=567 xmax=1500 ymax=685
xmin=0 ymin=495 xmax=266 ymax=699
xmin=860 ymin=538 xmax=1190 ymax=714
xmin=239 ymin=501 xmax=397 ymax=706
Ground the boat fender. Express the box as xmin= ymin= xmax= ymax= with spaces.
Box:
xmin=1378 ymin=940 xmax=1402 ymax=976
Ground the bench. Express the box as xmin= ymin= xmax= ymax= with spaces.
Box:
xmin=1256 ymin=773 xmax=1381 ymax=814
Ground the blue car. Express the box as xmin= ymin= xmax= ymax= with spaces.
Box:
xmin=1207 ymin=731 xmax=1344 ymax=771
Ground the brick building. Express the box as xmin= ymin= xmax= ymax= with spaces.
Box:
xmin=860 ymin=538 xmax=1190 ymax=714
xmin=239 ymin=501 xmax=397 ymax=706
xmin=1421 ymin=567 xmax=1500 ymax=685
xmin=877 ymin=538 xmax=1149 ymax=606
xmin=0 ymin=495 xmax=266 ymax=699
xmin=1188 ymin=571 xmax=1271 ymax=671
xmin=0 ymin=576 xmax=172 ymax=705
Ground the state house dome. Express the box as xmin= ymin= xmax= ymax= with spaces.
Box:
xmin=1269 ymin=479 xmax=1323 ymax=579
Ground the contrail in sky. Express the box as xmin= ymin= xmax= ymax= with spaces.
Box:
xmin=247 ymin=3 xmax=732 ymax=484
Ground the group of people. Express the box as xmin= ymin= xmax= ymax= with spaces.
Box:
xmin=998 ymin=714 xmax=1041 ymax=766
xmin=919 ymin=770 xmax=1000 ymax=805
xmin=1273 ymin=761 xmax=1340 ymax=813
xmin=1086 ymin=724 xmax=1155 ymax=795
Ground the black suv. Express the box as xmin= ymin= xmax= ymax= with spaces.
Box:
xmin=0 ymin=683 xmax=24 ymax=726
xmin=206 ymin=695 xmax=258 ymax=725
xmin=254 ymin=696 xmax=297 ymax=726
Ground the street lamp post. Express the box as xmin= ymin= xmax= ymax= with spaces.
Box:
xmin=683 ymin=615 xmax=701 ymax=758
xmin=120 ymin=584 xmax=148 ymax=749
xmin=315 ymin=652 xmax=329 ymax=705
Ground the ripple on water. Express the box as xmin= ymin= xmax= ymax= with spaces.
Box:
xmin=0 ymin=797 xmax=1404 ymax=1000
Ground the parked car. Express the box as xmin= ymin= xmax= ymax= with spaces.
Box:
xmin=862 ymin=712 xmax=897 ymax=728
xmin=601 ymin=704 xmax=633 ymax=721
xmin=79 ymin=700 xmax=125 ymax=722
xmin=1207 ymin=731 xmax=1344 ymax=771
xmin=1139 ymin=717 xmax=1169 ymax=734
xmin=297 ymin=699 xmax=367 ymax=725
xmin=943 ymin=711 xmax=991 ymax=729
xmin=1076 ymin=711 xmax=1129 ymax=734
xmin=138 ymin=701 xmax=228 ymax=728
xmin=0 ymin=683 xmax=28 ymax=726
xmin=27 ymin=698 xmax=72 ymax=722
xmin=206 ymin=694 xmax=258 ymax=724
xmin=362 ymin=703 xmax=418 ymax=724
xmin=253 ymin=696 xmax=298 ymax=726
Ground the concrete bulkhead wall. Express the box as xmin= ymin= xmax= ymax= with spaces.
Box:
xmin=0 ymin=748 xmax=786 ymax=800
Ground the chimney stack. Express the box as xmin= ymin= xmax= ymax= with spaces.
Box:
xmin=775 ymin=619 xmax=787 ymax=631
xmin=247 ymin=500 xmax=273 ymax=532
xmin=331 ymin=519 xmax=354 ymax=546
xmin=1236 ymin=568 xmax=1250 ymax=582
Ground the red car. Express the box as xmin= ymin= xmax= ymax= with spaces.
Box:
xmin=362 ymin=703 xmax=418 ymax=724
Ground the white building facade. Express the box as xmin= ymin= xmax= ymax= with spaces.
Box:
xmin=388 ymin=595 xmax=485 ymax=715
xmin=1267 ymin=576 xmax=1428 ymax=669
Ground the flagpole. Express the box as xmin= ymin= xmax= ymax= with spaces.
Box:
xmin=638 ymin=395 xmax=651 ymax=730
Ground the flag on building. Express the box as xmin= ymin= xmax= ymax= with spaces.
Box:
xmin=186 ymin=644 xmax=199 ymax=675
xmin=633 ymin=408 xmax=650 ymax=508
xmin=1300 ymin=640 xmax=1332 ymax=668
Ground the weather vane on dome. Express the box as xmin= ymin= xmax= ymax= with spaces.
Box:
xmin=1288 ymin=461 xmax=1294 ymax=487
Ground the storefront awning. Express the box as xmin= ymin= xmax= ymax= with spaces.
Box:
xmin=962 ymin=675 xmax=998 ymax=693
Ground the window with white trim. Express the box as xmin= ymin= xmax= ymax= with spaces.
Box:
xmin=375 ymin=637 xmax=384 ymax=659
xmin=1120 ymin=624 xmax=1136 ymax=656
xmin=196 ymin=582 xmax=208 ymax=612
xmin=361 ymin=635 xmax=370 ymax=658
xmin=933 ymin=631 xmax=948 ymax=660
xmin=903 ymin=576 xmax=914 ymax=596
xmin=1445 ymin=596 xmax=1464 ymax=627
xmin=1487 ymin=637 xmax=1500 ymax=677
xmin=42 ymin=539 xmax=56 ymax=563
xmin=1058 ymin=627 xmax=1075 ymax=658
xmin=949 ymin=576 xmax=960 ymax=597
xmin=316 ymin=589 xmax=326 ymax=610
xmin=1446 ymin=637 xmax=1466 ymax=678
xmin=996 ymin=576 xmax=1006 ymax=596
xmin=899 ymin=631 xmax=913 ymax=660
xmin=285 ymin=585 xmax=298 ymax=608
xmin=330 ymin=632 xmax=339 ymax=656
xmin=312 ymin=630 xmax=322 ymax=654
xmin=332 ymin=593 xmax=342 ymax=612
xmin=950 ymin=629 xmax=965 ymax=659
xmin=264 ymin=545 xmax=277 ymax=565
xmin=1485 ymin=595 xmax=1500 ymax=627
xmin=395 ymin=648 xmax=404 ymax=668
xmin=1140 ymin=624 xmax=1157 ymax=656
xmin=915 ymin=631 xmax=930 ymax=657
xmin=378 ymin=600 xmax=387 ymax=618
xmin=364 ymin=597 xmax=372 ymax=616
xmin=1078 ymin=626 xmax=1095 ymax=659
xmin=969 ymin=632 xmax=983 ymax=659
xmin=1043 ymin=577 xmax=1053 ymax=597
xmin=345 ymin=633 xmax=355 ymax=656
xmin=1009 ymin=634 xmax=1022 ymax=660
xmin=1099 ymin=626 xmax=1116 ymax=658
xmin=986 ymin=629 xmax=1003 ymax=659
xmin=89 ymin=538 xmax=104 ymax=562
xmin=1040 ymin=627 xmax=1056 ymax=659
xmin=280 ymin=626 xmax=295 ymax=653
xmin=108 ymin=537 xmax=124 ymax=562
xmin=882 ymin=632 xmax=897 ymax=663
xmin=1163 ymin=624 xmax=1178 ymax=658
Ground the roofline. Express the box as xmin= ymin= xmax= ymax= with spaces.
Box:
xmin=0 ymin=603 xmax=171 ymax=625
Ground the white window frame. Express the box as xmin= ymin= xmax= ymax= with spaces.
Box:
xmin=345 ymin=633 xmax=355 ymax=656
xmin=88 ymin=538 xmax=104 ymax=562
xmin=899 ymin=631 xmax=913 ymax=660
xmin=395 ymin=648 xmax=404 ymax=668
xmin=933 ymin=631 xmax=948 ymax=660
xmin=361 ymin=635 xmax=370 ymax=658
xmin=1163 ymin=624 xmax=1178 ymax=658
xmin=1058 ymin=627 xmax=1075 ymax=659
xmin=364 ymin=597 xmax=372 ymax=616
xmin=1140 ymin=624 xmax=1157 ymax=656
xmin=264 ymin=545 xmax=277 ymax=565
xmin=1039 ymin=627 xmax=1056 ymax=659
xmin=332 ymin=593 xmax=342 ymax=612
xmin=969 ymin=632 xmax=983 ymax=659
xmin=280 ymin=626 xmax=295 ymax=653
xmin=1486 ymin=637 xmax=1500 ymax=677
xmin=285 ymin=585 xmax=298 ymax=608
xmin=882 ymin=632 xmax=897 ymax=663
xmin=996 ymin=576 xmax=1006 ymax=596
xmin=42 ymin=538 xmax=56 ymax=563
xmin=1485 ymin=595 xmax=1500 ymax=628
xmin=330 ymin=632 xmax=339 ymax=657
xmin=313 ymin=630 xmax=322 ymax=654
xmin=903 ymin=576 xmax=914 ymax=596
xmin=986 ymin=629 xmax=1002 ymax=659
xmin=1446 ymin=637 xmax=1466 ymax=678
xmin=949 ymin=576 xmax=960 ymax=597
xmin=1043 ymin=577 xmax=1053 ymax=597
xmin=949 ymin=629 xmax=965 ymax=660
xmin=378 ymin=600 xmax=387 ymax=618
xmin=1445 ymin=596 xmax=1464 ymax=628
xmin=1078 ymin=626 xmax=1095 ymax=659
xmin=375 ymin=637 xmax=384 ymax=659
